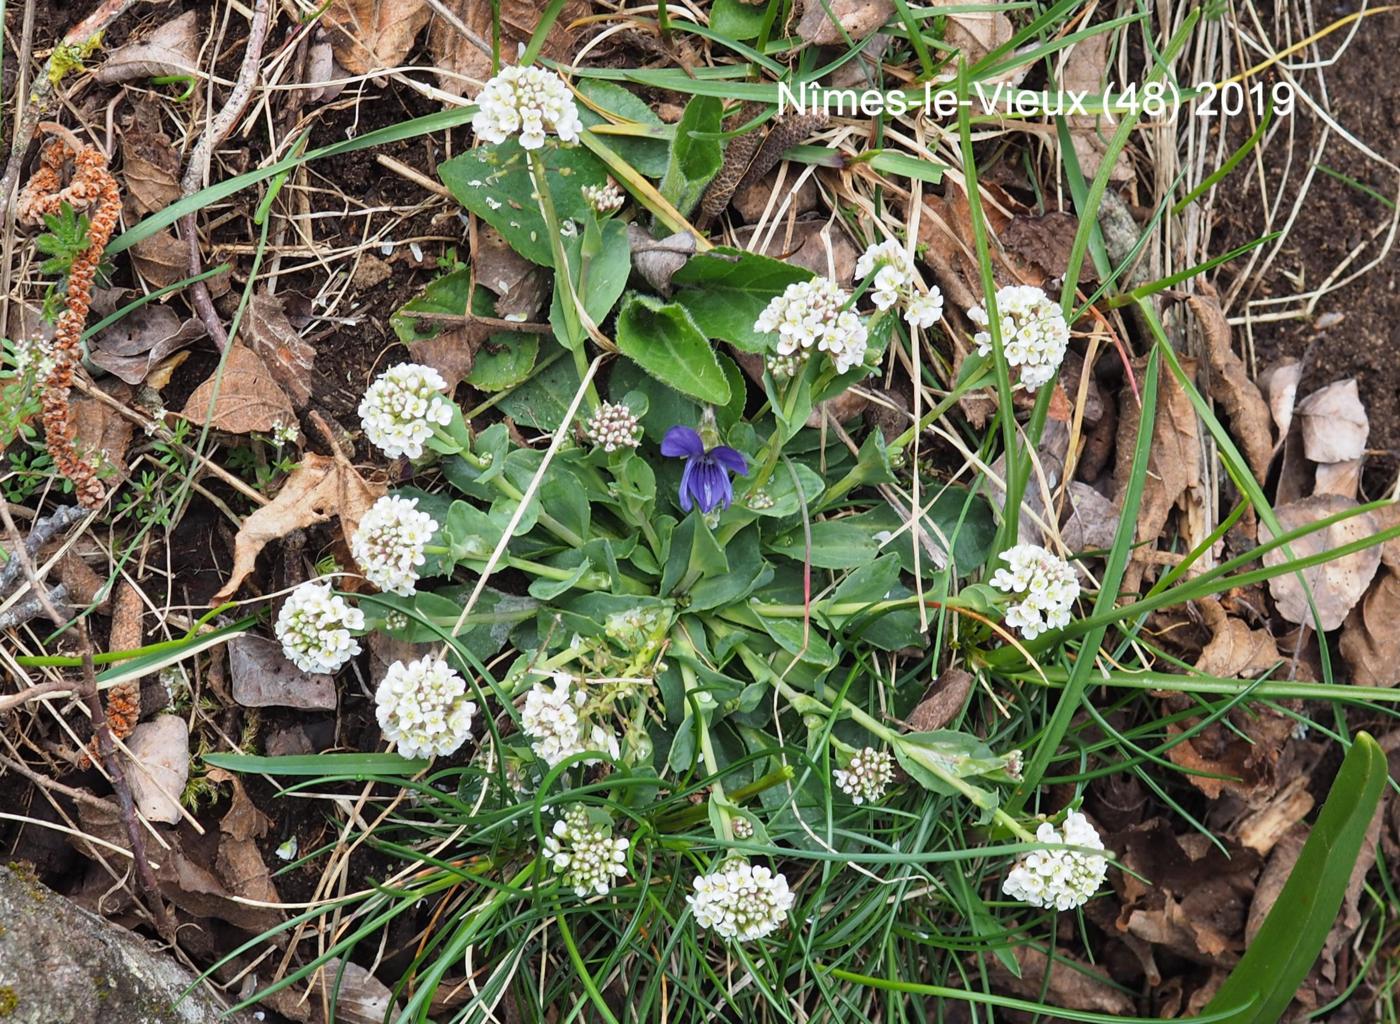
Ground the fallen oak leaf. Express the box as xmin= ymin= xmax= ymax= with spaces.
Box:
xmin=212 ymin=450 xmax=384 ymax=601
xmin=183 ymin=343 xmax=296 ymax=435
xmin=1340 ymin=569 xmax=1400 ymax=687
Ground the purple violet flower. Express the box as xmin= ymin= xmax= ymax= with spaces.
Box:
xmin=661 ymin=425 xmax=748 ymax=514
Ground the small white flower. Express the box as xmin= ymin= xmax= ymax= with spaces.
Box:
xmin=754 ymin=278 xmax=869 ymax=376
xmin=271 ymin=420 xmax=299 ymax=445
xmin=988 ymin=543 xmax=1080 ymax=640
xmin=582 ymin=181 xmax=624 ymax=213
xmin=855 ymin=239 xmax=915 ymax=308
xmin=1002 ymin=811 xmax=1109 ymax=911
xmin=520 ymin=673 xmax=620 ymax=768
xmin=542 ymin=806 xmax=630 ymax=896
xmin=688 ymin=859 xmax=795 ymax=942
xmin=968 ymin=285 xmax=1070 ymax=392
xmin=375 ymin=656 xmax=477 ymax=759
xmin=351 ymin=495 xmax=438 ymax=596
xmin=584 ymin=402 xmax=642 ymax=452
xmin=471 ymin=65 xmax=582 ymax=150
xmin=834 ymin=746 xmax=894 ymax=805
xmin=904 ymin=288 xmax=945 ymax=330
xmin=358 ymin=363 xmax=453 ymax=459
xmin=275 ymin=581 xmax=365 ymax=674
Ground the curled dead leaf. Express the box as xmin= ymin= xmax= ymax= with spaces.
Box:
xmin=734 ymin=218 xmax=857 ymax=284
xmin=183 ymin=344 xmax=297 ymax=435
xmin=628 ymin=224 xmax=695 ymax=296
xmin=1061 ymin=33 xmax=1132 ymax=182
xmin=1340 ymin=569 xmax=1400 ymax=687
xmin=120 ymin=106 xmax=181 ymax=217
xmin=906 ymin=667 xmax=974 ymax=732
xmin=1189 ymin=293 xmax=1273 ymax=481
xmin=129 ymin=229 xmax=189 ymax=289
xmin=94 ymin=10 xmax=200 ymax=83
xmin=797 ymin=0 xmax=893 ymax=46
xmin=1261 ymin=495 xmax=1380 ymax=631
xmin=1193 ymin=598 xmax=1278 ymax=679
xmin=213 ymin=451 xmax=384 ymax=601
xmin=89 ymin=306 xmax=206 ymax=385
xmin=1257 ymin=357 xmax=1302 ymax=440
xmin=248 ymin=293 xmax=317 ymax=409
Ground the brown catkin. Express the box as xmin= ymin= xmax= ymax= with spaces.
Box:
xmin=79 ymin=579 xmax=143 ymax=768
xmin=19 ymin=130 xmax=122 ymax=509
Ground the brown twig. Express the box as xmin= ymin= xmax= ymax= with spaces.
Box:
xmin=395 ymin=308 xmax=555 ymax=334
xmin=179 ymin=0 xmax=274 ymax=351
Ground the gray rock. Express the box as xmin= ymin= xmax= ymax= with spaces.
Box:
xmin=0 ymin=865 xmax=259 ymax=1024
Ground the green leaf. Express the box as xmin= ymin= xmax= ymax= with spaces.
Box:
xmin=550 ymin=218 xmax=632 ymax=350
xmin=497 ymin=345 xmax=583 ymax=429
xmin=671 ymin=247 xmax=813 ymax=351
xmin=710 ymin=0 xmax=770 ymax=40
xmin=575 ymin=80 xmax=670 ymax=178
xmin=1204 ymin=732 xmax=1388 ymax=1024
xmin=615 ymin=294 xmax=731 ymax=405
xmin=438 ymin=140 xmax=610 ymax=266
xmin=203 ymin=752 xmax=430 ymax=777
xmin=467 ymin=334 xmax=540 ymax=391
xmin=659 ymin=95 xmax=724 ymax=218
xmin=390 ymin=266 xmax=480 ymax=343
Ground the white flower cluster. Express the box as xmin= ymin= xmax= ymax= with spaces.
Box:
xmin=543 ymin=806 xmax=630 ymax=896
xmin=275 ymin=581 xmax=365 ymax=674
xmin=351 ymin=495 xmax=438 ymax=595
xmin=834 ymin=746 xmax=894 ymax=805
xmin=520 ymin=673 xmax=620 ymax=767
xmin=582 ymin=182 xmax=624 ymax=213
xmin=688 ymin=859 xmax=795 ymax=942
xmin=754 ymin=277 xmax=869 ymax=375
xmin=358 ymin=363 xmax=453 ymax=459
xmin=968 ymin=284 xmax=1070 ymax=392
xmin=1002 ymin=811 xmax=1109 ymax=911
xmin=375 ymin=656 xmax=477 ymax=759
xmin=854 ymin=239 xmax=945 ymax=330
xmin=989 ymin=543 xmax=1079 ymax=640
xmin=471 ymin=65 xmax=582 ymax=150
xmin=583 ymin=402 xmax=642 ymax=452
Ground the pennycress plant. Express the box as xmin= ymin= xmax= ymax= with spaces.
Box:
xmin=249 ymin=60 xmax=1118 ymax=1014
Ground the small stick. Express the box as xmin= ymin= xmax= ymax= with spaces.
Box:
xmin=180 ymin=0 xmax=274 ymax=350
xmin=0 ymin=504 xmax=89 ymax=597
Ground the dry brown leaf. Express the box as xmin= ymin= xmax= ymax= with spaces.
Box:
xmin=1235 ymin=776 xmax=1314 ymax=855
xmin=1194 ymin=599 xmax=1278 ymax=679
xmin=1061 ymin=480 xmax=1119 ymax=555
xmin=213 ymin=452 xmax=384 ymax=601
xmin=1313 ymin=458 xmax=1361 ymax=499
xmin=1189 ymin=293 xmax=1273 ymax=481
xmin=69 ymin=382 xmax=135 ymax=479
xmin=123 ymin=715 xmax=190 ymax=825
xmin=129 ymin=229 xmax=188 ymax=289
xmin=927 ymin=0 xmax=1021 ymax=80
xmin=798 ymin=0 xmax=893 ymax=46
xmin=987 ymin=946 xmax=1133 ymax=1015
xmin=1340 ymin=569 xmax=1400 ymax=687
xmin=1060 ymin=33 xmax=1132 ymax=182
xmin=120 ymin=104 xmax=181 ymax=216
xmin=734 ymin=217 xmax=858 ymax=284
xmin=1000 ymin=211 xmax=1081 ymax=284
xmin=183 ymin=344 xmax=296 ymax=435
xmin=1257 ymin=357 xmax=1302 ymax=440
xmin=628 ymin=224 xmax=696 ymax=296
xmin=207 ymin=767 xmax=272 ymax=842
xmin=248 ymin=293 xmax=317 ymax=409
xmin=94 ymin=10 xmax=200 ymax=83
xmin=410 ymin=330 xmax=481 ymax=394
xmin=1261 ymin=495 xmax=1380 ymax=631
xmin=1296 ymin=379 xmax=1368 ymax=464
xmin=906 ymin=667 xmax=974 ymax=732
xmin=427 ymin=0 xmax=588 ymax=96
xmin=228 ymin=634 xmax=339 ymax=709
xmin=1113 ymin=355 xmax=1201 ymax=594
xmin=89 ymin=306 xmax=206 ymax=385
xmin=476 ymin=225 xmax=548 ymax=320
xmin=324 ymin=0 xmax=431 ymax=75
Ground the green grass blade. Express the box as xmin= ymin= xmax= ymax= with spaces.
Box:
xmin=203 ymin=752 xmax=431 ymax=777
xmin=1204 ymin=732 xmax=1389 ymax=1024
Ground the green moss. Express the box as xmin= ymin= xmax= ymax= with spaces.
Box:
xmin=0 ymin=985 xmax=19 ymax=1017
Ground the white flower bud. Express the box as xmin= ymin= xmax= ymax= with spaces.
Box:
xmin=542 ymin=806 xmax=630 ymax=896
xmin=833 ymin=746 xmax=894 ymax=804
